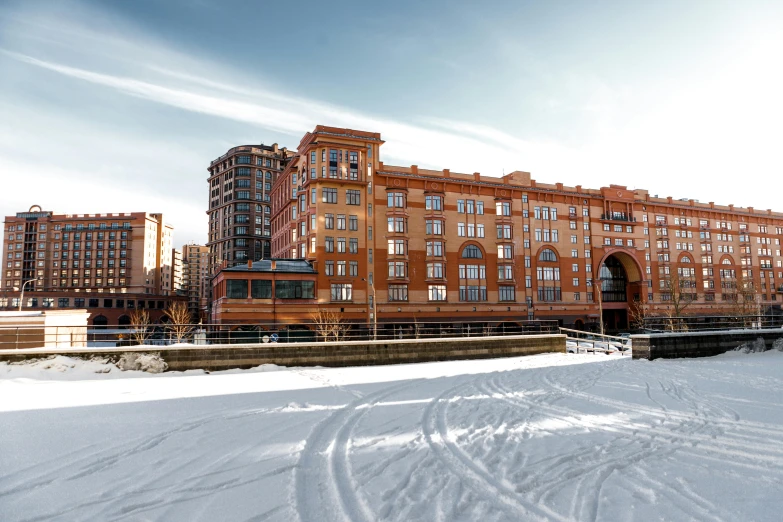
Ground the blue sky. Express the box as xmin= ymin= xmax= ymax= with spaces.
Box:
xmin=1 ymin=0 xmax=781 ymax=247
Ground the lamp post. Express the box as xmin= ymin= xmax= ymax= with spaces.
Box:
xmin=17 ymin=277 xmax=39 ymax=312
xmin=362 ymin=277 xmax=377 ymax=341
xmin=593 ymin=277 xmax=605 ymax=336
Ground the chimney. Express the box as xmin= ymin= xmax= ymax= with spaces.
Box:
xmin=247 ymin=259 xmax=253 ymax=269
xmin=411 ymin=165 xmax=418 ymax=174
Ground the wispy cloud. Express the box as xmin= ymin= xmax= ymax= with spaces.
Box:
xmin=1 ymin=0 xmax=782 ymax=253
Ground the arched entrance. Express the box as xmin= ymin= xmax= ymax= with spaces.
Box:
xmin=597 ymin=251 xmax=644 ymax=332
xmin=92 ymin=315 xmax=108 ymax=329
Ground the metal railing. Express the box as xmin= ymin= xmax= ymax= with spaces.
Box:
xmin=0 ymin=319 xmax=560 ymax=350
xmin=640 ymin=313 xmax=783 ymax=332
xmin=559 ymin=327 xmax=631 ymax=355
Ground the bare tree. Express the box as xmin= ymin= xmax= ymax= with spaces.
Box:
xmin=727 ymin=272 xmax=761 ymax=328
xmin=164 ymin=301 xmax=193 ymax=344
xmin=129 ymin=309 xmax=151 ymax=345
xmin=659 ymin=268 xmax=698 ymax=331
xmin=628 ymin=299 xmax=650 ymax=331
xmin=310 ymin=309 xmax=348 ymax=342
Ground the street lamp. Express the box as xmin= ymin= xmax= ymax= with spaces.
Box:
xmin=361 ymin=277 xmax=377 ymax=341
xmin=592 ymin=277 xmax=605 ymax=336
xmin=17 ymin=277 xmax=40 ymax=312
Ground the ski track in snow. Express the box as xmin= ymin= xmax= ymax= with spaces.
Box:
xmin=2 ymin=351 xmax=783 ymax=521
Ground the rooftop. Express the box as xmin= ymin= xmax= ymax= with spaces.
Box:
xmin=223 ymin=259 xmax=318 ymax=274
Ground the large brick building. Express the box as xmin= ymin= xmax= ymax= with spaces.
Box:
xmin=210 ymin=125 xmax=783 ymax=332
xmin=1 ymin=206 xmax=184 ymax=324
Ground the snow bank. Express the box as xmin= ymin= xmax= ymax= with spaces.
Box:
xmin=116 ymin=352 xmax=168 ymax=373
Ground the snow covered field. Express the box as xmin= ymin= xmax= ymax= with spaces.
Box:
xmin=2 ymin=350 xmax=783 ymax=521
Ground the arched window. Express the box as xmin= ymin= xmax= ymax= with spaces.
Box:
xmin=118 ymin=315 xmax=131 ymax=328
xmin=539 ymin=248 xmax=557 ymax=262
xmin=462 ymin=245 xmax=483 ymax=259
xmin=92 ymin=315 xmax=108 ymax=330
xmin=722 ymin=258 xmax=732 ymax=265
xmin=681 ymin=255 xmax=692 ymax=263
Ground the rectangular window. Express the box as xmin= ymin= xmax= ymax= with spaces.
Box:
xmin=387 ymin=192 xmax=405 ymax=208
xmin=276 ymin=280 xmax=315 ymax=299
xmin=459 ymin=285 xmax=487 ymax=301
xmin=349 ymin=238 xmax=358 ymax=254
xmin=330 ymin=283 xmax=352 ymax=301
xmin=346 ymin=190 xmax=361 ymax=205
xmin=388 ymin=261 xmax=407 ymax=278
xmin=226 ymin=279 xmax=248 ymax=298
xmin=337 ymin=214 xmax=346 ymax=230
xmin=337 ymin=237 xmax=346 ymax=253
xmin=425 ymin=195 xmax=443 ymax=210
xmin=429 ymin=285 xmax=447 ymax=301
xmin=388 ymin=284 xmax=408 ymax=301
xmin=251 ymin=280 xmax=272 ymax=298
xmin=349 ymin=215 xmax=359 ymax=231
xmin=322 ymin=188 xmax=337 ymax=203
xmin=498 ymin=286 xmax=515 ymax=301
xmin=426 ymin=241 xmax=444 ymax=257
xmin=427 ymin=262 xmax=444 ymax=278
xmin=325 ymin=236 xmax=334 ymax=253
xmin=426 ymin=220 xmax=443 ymax=235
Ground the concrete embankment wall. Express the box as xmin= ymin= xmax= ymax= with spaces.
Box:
xmin=631 ymin=329 xmax=783 ymax=360
xmin=0 ymin=334 xmax=566 ymax=371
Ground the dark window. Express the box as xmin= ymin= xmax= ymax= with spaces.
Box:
xmin=58 ymin=298 xmax=70 ymax=307
xmin=103 ymin=299 xmax=112 ymax=308
xmin=116 ymin=299 xmax=124 ymax=308
xmin=74 ymin=298 xmax=85 ymax=307
xmin=539 ymin=248 xmax=557 ymax=262
xmin=251 ymin=280 xmax=272 ymax=298
xmin=275 ymin=280 xmax=315 ymax=299
xmin=227 ymin=279 xmax=248 ymax=298
xmin=462 ymin=245 xmax=483 ymax=258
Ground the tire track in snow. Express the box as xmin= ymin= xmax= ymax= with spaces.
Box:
xmin=294 ymin=380 xmax=418 ymax=522
xmin=420 ymin=375 xmax=570 ymax=522
xmin=544 ymin=362 xmax=783 ymax=449
xmin=484 ymin=368 xmax=734 ymax=522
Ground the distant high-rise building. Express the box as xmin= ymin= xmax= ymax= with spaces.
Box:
xmin=182 ymin=244 xmax=210 ymax=321
xmin=1 ymin=205 xmax=184 ymax=324
xmin=206 ymin=143 xmax=294 ymax=275
xmin=172 ymin=248 xmax=183 ymax=296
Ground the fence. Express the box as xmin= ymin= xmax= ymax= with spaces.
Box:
xmin=0 ymin=319 xmax=560 ymax=350
xmin=641 ymin=313 xmax=783 ymax=332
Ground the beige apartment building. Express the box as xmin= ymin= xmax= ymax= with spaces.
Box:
xmin=1 ymin=206 xmax=183 ymax=324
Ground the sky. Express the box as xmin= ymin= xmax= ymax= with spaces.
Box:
xmin=0 ymin=0 xmax=781 ymax=249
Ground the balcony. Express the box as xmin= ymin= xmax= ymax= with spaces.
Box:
xmin=601 ymin=213 xmax=637 ymax=223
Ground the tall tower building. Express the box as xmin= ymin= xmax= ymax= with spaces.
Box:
xmin=182 ymin=243 xmax=210 ymax=321
xmin=206 ymin=143 xmax=294 ymax=275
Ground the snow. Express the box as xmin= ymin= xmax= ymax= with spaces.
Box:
xmin=1 ymin=351 xmax=783 ymax=521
